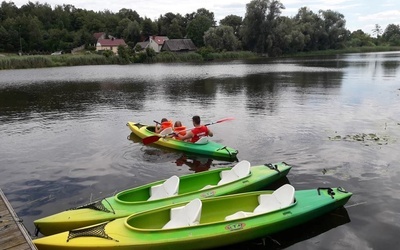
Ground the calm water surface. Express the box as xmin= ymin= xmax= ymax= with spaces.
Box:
xmin=1 ymin=52 xmax=400 ymax=249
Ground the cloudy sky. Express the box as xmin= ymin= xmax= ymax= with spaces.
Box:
xmin=12 ymin=0 xmax=400 ymax=35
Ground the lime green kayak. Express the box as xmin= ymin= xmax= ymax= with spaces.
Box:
xmin=34 ymin=161 xmax=291 ymax=236
xmin=126 ymin=121 xmax=238 ymax=160
xmin=33 ymin=185 xmax=352 ymax=250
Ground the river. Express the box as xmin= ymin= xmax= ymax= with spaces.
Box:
xmin=1 ymin=52 xmax=400 ymax=249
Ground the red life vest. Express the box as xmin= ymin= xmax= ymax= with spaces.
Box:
xmin=190 ymin=126 xmax=209 ymax=143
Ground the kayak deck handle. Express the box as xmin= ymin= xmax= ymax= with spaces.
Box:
xmin=317 ymin=187 xmax=335 ymax=199
xmin=264 ymin=163 xmax=281 ymax=174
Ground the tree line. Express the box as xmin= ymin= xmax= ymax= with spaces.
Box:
xmin=1 ymin=0 xmax=400 ymax=57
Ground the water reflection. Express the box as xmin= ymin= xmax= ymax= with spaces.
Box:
xmin=220 ymin=207 xmax=351 ymax=250
xmin=175 ymin=155 xmax=213 ymax=173
xmin=1 ymin=52 xmax=400 ymax=249
xmin=0 ymin=81 xmax=148 ymax=121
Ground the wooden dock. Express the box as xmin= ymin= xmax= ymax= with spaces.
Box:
xmin=0 ymin=188 xmax=37 ymax=250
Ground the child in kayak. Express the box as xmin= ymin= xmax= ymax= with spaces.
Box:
xmin=173 ymin=121 xmax=187 ymax=140
xmin=155 ymin=118 xmax=173 ymax=133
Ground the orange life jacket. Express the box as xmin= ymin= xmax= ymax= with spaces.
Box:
xmin=174 ymin=126 xmax=187 ymax=140
xmin=161 ymin=120 xmax=173 ymax=130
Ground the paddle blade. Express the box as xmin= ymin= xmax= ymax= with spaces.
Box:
xmin=142 ymin=135 xmax=161 ymax=145
xmin=215 ymin=117 xmax=235 ymax=123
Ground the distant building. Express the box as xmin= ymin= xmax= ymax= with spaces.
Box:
xmin=161 ymin=39 xmax=197 ymax=52
xmin=93 ymin=32 xmax=106 ymax=40
xmin=148 ymin=36 xmax=169 ymax=53
xmin=135 ymin=41 xmax=149 ymax=51
xmin=96 ymin=38 xmax=127 ymax=55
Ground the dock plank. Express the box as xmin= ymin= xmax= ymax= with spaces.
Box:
xmin=0 ymin=188 xmax=37 ymax=250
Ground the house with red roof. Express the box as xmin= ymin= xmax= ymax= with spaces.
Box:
xmin=148 ymin=36 xmax=169 ymax=53
xmin=96 ymin=38 xmax=127 ymax=55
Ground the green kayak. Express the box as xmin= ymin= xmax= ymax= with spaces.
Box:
xmin=33 ymin=185 xmax=352 ymax=250
xmin=34 ymin=161 xmax=292 ymax=236
xmin=126 ymin=121 xmax=238 ymax=161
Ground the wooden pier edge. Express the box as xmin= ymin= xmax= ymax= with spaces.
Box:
xmin=0 ymin=188 xmax=37 ymax=250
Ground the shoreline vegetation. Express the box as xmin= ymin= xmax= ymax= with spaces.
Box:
xmin=1 ymin=46 xmax=400 ymax=70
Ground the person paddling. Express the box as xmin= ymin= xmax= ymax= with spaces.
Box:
xmin=178 ymin=115 xmax=213 ymax=143
xmin=155 ymin=118 xmax=173 ymax=133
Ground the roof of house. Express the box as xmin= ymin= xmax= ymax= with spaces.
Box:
xmin=150 ymin=36 xmax=169 ymax=45
xmin=162 ymin=39 xmax=197 ymax=52
xmin=93 ymin=32 xmax=105 ymax=40
xmin=97 ymin=38 xmax=126 ymax=47
xmin=136 ymin=41 xmax=149 ymax=49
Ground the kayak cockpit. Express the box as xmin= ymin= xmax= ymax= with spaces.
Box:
xmin=126 ymin=185 xmax=297 ymax=231
xmin=116 ymin=161 xmax=252 ymax=203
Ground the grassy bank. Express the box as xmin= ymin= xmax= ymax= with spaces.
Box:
xmin=0 ymin=54 xmax=127 ymax=70
xmin=1 ymin=47 xmax=399 ymax=70
xmin=285 ymin=46 xmax=400 ymax=57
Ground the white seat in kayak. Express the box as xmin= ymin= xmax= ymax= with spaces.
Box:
xmin=162 ymin=198 xmax=202 ymax=229
xmin=148 ymin=175 xmax=180 ymax=201
xmin=195 ymin=137 xmax=209 ymax=144
xmin=218 ymin=160 xmax=251 ymax=185
xmin=200 ymin=160 xmax=251 ymax=190
xmin=159 ymin=127 xmax=173 ymax=135
xmin=224 ymin=184 xmax=295 ymax=221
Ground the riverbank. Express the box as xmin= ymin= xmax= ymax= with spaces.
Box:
xmin=284 ymin=46 xmax=400 ymax=57
xmin=1 ymin=46 xmax=399 ymax=70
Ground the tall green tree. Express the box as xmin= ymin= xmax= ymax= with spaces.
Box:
xmin=241 ymin=0 xmax=269 ymax=53
xmin=273 ymin=16 xmax=305 ymax=54
xmin=168 ymin=18 xmax=183 ymax=39
xmin=186 ymin=15 xmax=213 ymax=47
xmin=347 ymin=29 xmax=374 ymax=47
xmin=241 ymin=0 xmax=284 ymax=55
xmin=204 ymin=25 xmax=240 ymax=51
xmin=382 ymin=24 xmax=400 ymax=46
xmin=186 ymin=8 xmax=215 ymax=26
xmin=293 ymin=7 xmax=324 ymax=51
xmin=319 ymin=9 xmax=348 ymax=49
xmin=219 ymin=14 xmax=242 ymax=38
xmin=117 ymin=8 xmax=141 ymax=23
xmin=141 ymin=17 xmax=157 ymax=38
xmin=264 ymin=0 xmax=285 ymax=55
xmin=0 ymin=1 xmax=19 ymax=21
xmin=157 ymin=12 xmax=177 ymax=35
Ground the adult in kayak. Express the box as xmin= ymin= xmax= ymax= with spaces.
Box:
xmin=178 ymin=115 xmax=213 ymax=143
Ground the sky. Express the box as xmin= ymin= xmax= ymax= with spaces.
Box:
xmin=11 ymin=0 xmax=400 ymax=35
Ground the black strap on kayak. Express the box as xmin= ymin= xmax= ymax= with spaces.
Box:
xmin=264 ymin=163 xmax=281 ymax=174
xmin=67 ymin=220 xmax=118 ymax=242
xmin=68 ymin=199 xmax=115 ymax=214
xmin=216 ymin=146 xmax=238 ymax=159
xmin=126 ymin=122 xmax=145 ymax=129
xmin=317 ymin=187 xmax=335 ymax=199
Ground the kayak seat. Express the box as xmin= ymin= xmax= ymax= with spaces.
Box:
xmin=200 ymin=160 xmax=251 ymax=190
xmin=195 ymin=137 xmax=209 ymax=144
xmin=162 ymin=198 xmax=202 ymax=229
xmin=159 ymin=127 xmax=173 ymax=135
xmin=218 ymin=160 xmax=251 ymax=185
xmin=224 ymin=184 xmax=295 ymax=221
xmin=148 ymin=175 xmax=180 ymax=201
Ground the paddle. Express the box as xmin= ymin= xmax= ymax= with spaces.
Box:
xmin=142 ymin=117 xmax=234 ymax=145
